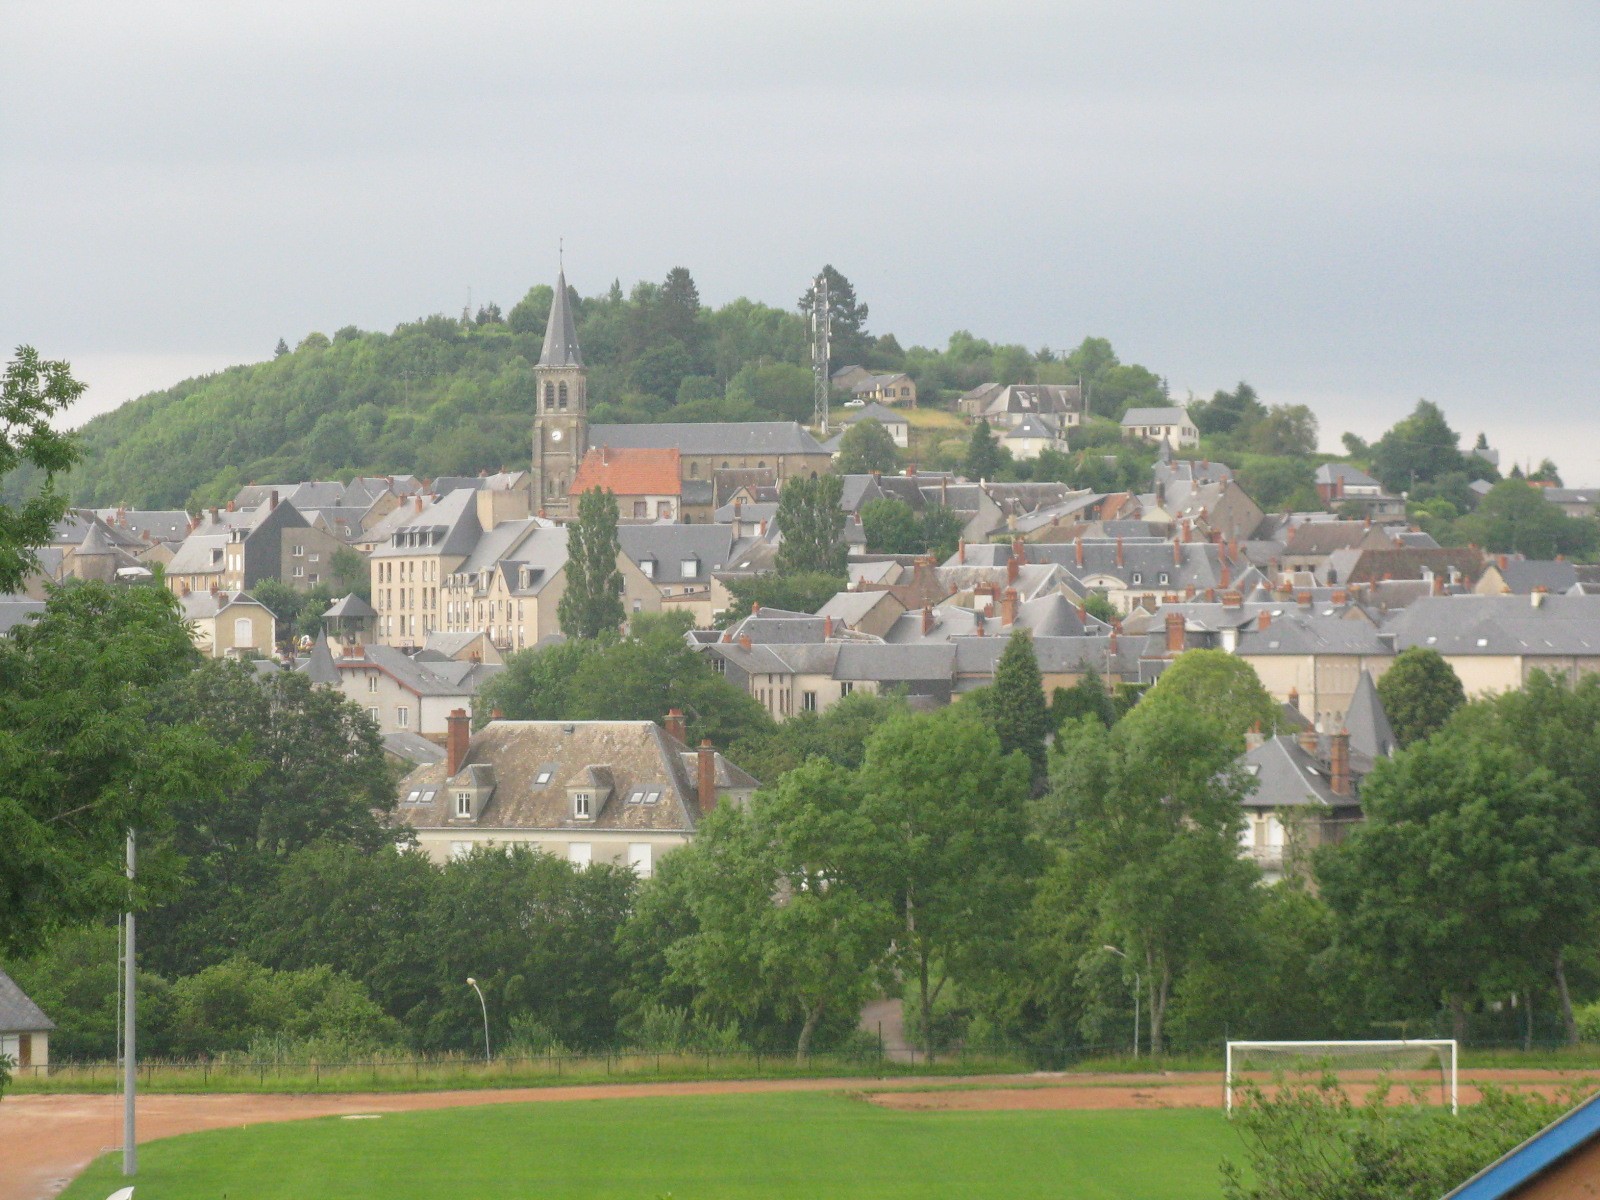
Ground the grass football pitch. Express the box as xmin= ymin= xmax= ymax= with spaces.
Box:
xmin=60 ymin=1092 xmax=1240 ymax=1199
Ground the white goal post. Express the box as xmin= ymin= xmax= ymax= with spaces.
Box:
xmin=1225 ymin=1039 xmax=1458 ymax=1116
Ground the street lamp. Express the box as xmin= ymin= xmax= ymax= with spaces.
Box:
xmin=466 ymin=977 xmax=491 ymax=1062
xmin=1102 ymin=946 xmax=1140 ymax=1060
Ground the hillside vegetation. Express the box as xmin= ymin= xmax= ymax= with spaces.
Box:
xmin=28 ymin=266 xmax=1168 ymax=510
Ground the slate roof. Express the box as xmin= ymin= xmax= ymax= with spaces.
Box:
xmin=1242 ymin=736 xmax=1352 ymax=810
xmin=1542 ymin=487 xmax=1597 ymax=507
xmin=0 ymin=969 xmax=54 ymax=1033
xmin=1121 ymin=406 xmax=1191 ymax=426
xmin=0 ymin=596 xmax=46 ymax=637
xmin=369 ymin=489 xmax=482 ymax=560
xmin=537 ymin=267 xmax=583 ymax=368
xmin=1005 ymin=415 xmax=1060 ymax=440
xmin=301 ymin=634 xmax=340 ymax=684
xmin=1284 ymin=521 xmax=1386 ymax=557
xmin=382 ymin=730 xmax=446 ymax=767
xmin=837 ymin=402 xmax=908 ymax=428
xmin=618 ymin=524 xmax=739 ymax=585
xmin=1486 ymin=558 xmax=1579 ymax=594
xmin=165 ymin=534 xmax=229 ymax=578
xmin=1235 ymin=608 xmax=1393 ymax=656
xmin=815 ymin=589 xmax=904 ymax=627
xmin=93 ymin=508 xmax=192 ymax=542
xmin=1330 ymin=547 xmax=1484 ymax=586
xmin=1385 ymin=594 xmax=1600 ymax=656
xmin=396 ymin=720 xmax=755 ymax=834
xmin=178 ymin=589 xmax=269 ymax=620
xmin=571 ymin=447 xmax=681 ymax=497
xmin=1342 ymin=670 xmax=1397 ymax=759
xmin=1313 ymin=463 xmax=1383 ymax=488
xmin=587 ymin=422 xmax=828 ymax=456
xmin=323 ymin=593 xmax=377 ymax=618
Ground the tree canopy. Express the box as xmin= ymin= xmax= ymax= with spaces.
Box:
xmin=0 ymin=347 xmax=84 ymax=592
xmin=558 ymin=487 xmax=625 ymax=640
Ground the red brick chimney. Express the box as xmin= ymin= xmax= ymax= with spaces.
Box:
xmin=751 ymin=602 xmax=761 ymax=614
xmin=1221 ymin=560 xmax=1232 ymax=589
xmin=1431 ymin=570 xmax=1445 ymax=596
xmin=958 ymin=539 xmax=966 ymax=564
xmin=1172 ymin=539 xmax=1182 ymax=566
xmin=1288 ymin=686 xmax=1299 ymax=712
xmin=1001 ymin=588 xmax=1018 ymax=626
xmin=1331 ymin=589 xmax=1348 ymax=605
xmin=1330 ymin=731 xmax=1351 ymax=797
xmin=446 ymin=708 xmax=470 ymax=777
xmin=1259 ymin=610 xmax=1272 ymax=630
xmin=1074 ymin=537 xmax=1084 ymax=568
xmin=1165 ymin=611 xmax=1185 ymax=654
xmin=1007 ymin=553 xmax=1019 ymax=584
xmin=1497 ymin=554 xmax=1508 ymax=571
xmin=1222 ymin=590 xmax=1242 ymax=609
xmin=738 ymin=634 xmax=752 ymax=650
xmin=823 ymin=616 xmax=834 ymax=639
xmin=921 ymin=604 xmax=935 ymax=635
xmin=665 ymin=708 xmax=687 ymax=743
xmin=490 ymin=708 xmax=503 ymax=720
xmin=1296 ymin=590 xmax=1312 ymax=608
xmin=1298 ymin=727 xmax=1319 ymax=756
xmin=698 ymin=739 xmax=718 ymax=815
xmin=225 ymin=499 xmax=235 ymax=512
xmin=1115 ymin=536 xmax=1124 ymax=567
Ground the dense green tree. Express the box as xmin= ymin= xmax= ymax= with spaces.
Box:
xmin=1235 ymin=457 xmax=1317 ymax=512
xmin=1049 ymin=668 xmax=1116 ymax=731
xmin=1247 ymin=404 xmax=1319 ymax=456
xmin=775 ymin=474 xmax=846 ymax=576
xmin=857 ymin=708 xmax=1036 ymax=1059
xmin=1454 ymin=478 xmax=1598 ymax=559
xmin=0 ymin=583 xmax=244 ymax=957
xmin=1370 ymin=400 xmax=1466 ymax=493
xmin=727 ymin=690 xmax=909 ymax=785
xmin=836 ymin=419 xmax=899 ymax=474
xmin=669 ymin=761 xmax=895 ymax=1060
xmin=141 ymin=662 xmax=398 ymax=975
xmin=1041 ymin=707 xmax=1258 ymax=1050
xmin=474 ymin=637 xmax=597 ymax=725
xmin=564 ymin=613 xmax=773 ymax=748
xmin=1131 ymin=649 xmax=1280 ymax=740
xmin=1191 ymin=382 xmax=1265 ymax=438
xmin=919 ymin=505 xmax=965 ymax=562
xmin=1 ymin=347 xmax=84 ymax=592
xmin=558 ymin=487 xmax=625 ymax=640
xmin=798 ymin=265 xmax=871 ymax=366
xmin=1375 ymin=648 xmax=1465 ymax=748
xmin=1318 ymin=731 xmax=1600 ymax=1039
xmin=964 ymin=419 xmax=1007 ymax=481
xmin=274 ymin=338 xmax=289 ymax=357
xmin=328 ymin=546 xmax=371 ymax=603
xmin=990 ymin=631 xmax=1051 ymax=782
xmin=718 ymin=571 xmax=847 ymax=625
xmin=4 ymin=923 xmax=169 ymax=1059
xmin=860 ymin=497 xmax=922 ymax=554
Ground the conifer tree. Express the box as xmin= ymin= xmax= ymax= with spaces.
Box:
xmin=558 ymin=487 xmax=624 ymax=640
xmin=991 ymin=630 xmax=1050 ymax=782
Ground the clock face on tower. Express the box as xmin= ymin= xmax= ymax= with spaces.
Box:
xmin=550 ymin=429 xmax=563 ymax=443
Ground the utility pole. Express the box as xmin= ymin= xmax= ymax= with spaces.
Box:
xmin=809 ymin=272 xmax=831 ymax=436
xmin=123 ymin=829 xmax=137 ymax=1176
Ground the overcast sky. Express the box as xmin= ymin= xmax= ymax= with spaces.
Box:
xmin=3 ymin=2 xmax=1596 ymax=479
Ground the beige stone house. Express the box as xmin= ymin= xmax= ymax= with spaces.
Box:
xmin=1384 ymin=593 xmax=1600 ymax=695
xmin=0 ymin=969 xmax=53 ymax=1073
xmin=395 ymin=713 xmax=758 ymax=872
xmin=369 ymin=489 xmax=485 ymax=648
xmin=1120 ymin=407 xmax=1199 ymax=449
xmin=1232 ymin=602 xmax=1394 ymax=729
xmin=301 ymin=637 xmax=501 ymax=739
xmin=569 ymin=446 xmax=683 ymax=523
xmin=178 ymin=589 xmax=276 ymax=658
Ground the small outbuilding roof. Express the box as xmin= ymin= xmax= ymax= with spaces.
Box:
xmin=0 ymin=968 xmax=54 ymax=1033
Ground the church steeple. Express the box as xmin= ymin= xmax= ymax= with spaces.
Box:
xmin=539 ymin=268 xmax=584 ymax=368
xmin=531 ymin=265 xmax=588 ymax=519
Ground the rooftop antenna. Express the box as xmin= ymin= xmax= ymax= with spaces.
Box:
xmin=810 ymin=272 xmax=831 ymax=435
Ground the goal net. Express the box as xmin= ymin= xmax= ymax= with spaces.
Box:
xmin=1226 ymin=1039 xmax=1458 ymax=1115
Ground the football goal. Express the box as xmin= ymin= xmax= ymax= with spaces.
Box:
xmin=1225 ymin=1039 xmax=1458 ymax=1115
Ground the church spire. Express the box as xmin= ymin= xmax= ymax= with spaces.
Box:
xmin=538 ymin=267 xmax=583 ymax=368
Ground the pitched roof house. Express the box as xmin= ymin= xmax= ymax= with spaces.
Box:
xmin=570 ymin=446 xmax=682 ymax=522
xmin=396 ymin=714 xmax=758 ymax=872
xmin=0 ymin=968 xmax=56 ymax=1070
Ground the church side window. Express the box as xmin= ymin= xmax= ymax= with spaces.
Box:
xmin=558 ymin=381 xmax=568 ymax=410
xmin=544 ymin=382 xmax=555 ymax=410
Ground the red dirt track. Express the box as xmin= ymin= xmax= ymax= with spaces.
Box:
xmin=2 ymin=1069 xmax=1593 ymax=1200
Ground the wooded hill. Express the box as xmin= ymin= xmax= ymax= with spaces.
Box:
xmin=31 ymin=267 xmax=1170 ymax=510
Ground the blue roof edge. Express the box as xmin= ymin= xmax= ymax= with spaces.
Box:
xmin=1443 ymin=1087 xmax=1600 ymax=1199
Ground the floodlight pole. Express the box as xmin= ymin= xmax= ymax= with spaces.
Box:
xmin=467 ymin=977 xmax=490 ymax=1062
xmin=123 ymin=828 xmax=137 ymax=1177
xmin=1103 ymin=946 xmax=1139 ymax=1060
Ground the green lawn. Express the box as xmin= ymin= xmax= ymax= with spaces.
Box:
xmin=62 ymin=1092 xmax=1241 ymax=1199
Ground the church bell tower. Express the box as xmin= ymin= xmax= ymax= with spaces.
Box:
xmin=531 ymin=266 xmax=588 ymax=519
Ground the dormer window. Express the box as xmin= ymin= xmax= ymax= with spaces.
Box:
xmin=680 ymin=557 xmax=700 ymax=578
xmin=1130 ymin=572 xmax=1142 ymax=585
xmin=573 ymin=792 xmax=591 ymax=819
xmin=455 ymin=790 xmax=472 ymax=818
xmin=1159 ymin=573 xmax=1169 ymax=585
xmin=640 ymin=557 xmax=655 ymax=579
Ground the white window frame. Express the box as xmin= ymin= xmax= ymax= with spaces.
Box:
xmin=396 ymin=706 xmax=409 ymax=728
xmin=455 ymin=790 xmax=472 ymax=818
xmin=573 ymin=792 xmax=591 ymax=819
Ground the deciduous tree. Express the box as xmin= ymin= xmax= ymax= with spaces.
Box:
xmin=1 ymin=347 xmax=83 ymax=592
xmin=1375 ymin=647 xmax=1465 ymax=748
xmin=775 ymin=474 xmax=846 ymax=576
xmin=836 ymin=419 xmax=899 ymax=474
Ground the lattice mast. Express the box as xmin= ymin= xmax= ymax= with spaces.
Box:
xmin=809 ymin=272 xmax=831 ymax=435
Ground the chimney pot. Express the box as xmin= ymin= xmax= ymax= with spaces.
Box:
xmin=1296 ymin=590 xmax=1312 ymax=607
xmin=1330 ymin=730 xmax=1352 ymax=797
xmin=1165 ymin=611 xmax=1185 ymax=654
xmin=1259 ymin=610 xmax=1271 ymax=629
xmin=226 ymin=500 xmax=235 ymax=512
xmin=665 ymin=708 xmax=687 ymax=743
xmin=738 ymin=634 xmax=752 ymax=650
xmin=446 ymin=708 xmax=471 ymax=777
xmin=1222 ymin=590 xmax=1243 ymax=609
xmin=1115 ymin=536 xmax=1124 ymax=567
xmin=697 ymin=739 xmax=718 ymax=815
xmin=958 ymin=539 xmax=966 ymax=564
xmin=1001 ymin=587 xmax=1018 ymax=626
xmin=823 ymin=615 xmax=834 ymax=639
xmin=1299 ymin=727 xmax=1320 ymax=756
xmin=490 ymin=708 xmax=503 ymax=720
xmin=1074 ymin=537 xmax=1084 ymax=568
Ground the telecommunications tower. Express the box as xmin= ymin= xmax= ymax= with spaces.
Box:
xmin=809 ymin=272 xmax=831 ymax=435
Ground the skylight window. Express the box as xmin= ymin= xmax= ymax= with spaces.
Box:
xmin=534 ymin=770 xmax=553 ymax=786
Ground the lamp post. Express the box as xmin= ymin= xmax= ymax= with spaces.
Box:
xmin=1102 ymin=946 xmax=1140 ymax=1060
xmin=466 ymin=977 xmax=490 ymax=1062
